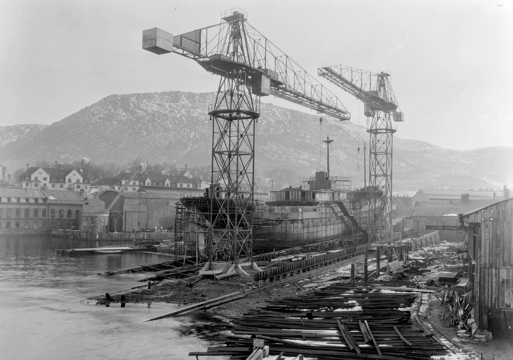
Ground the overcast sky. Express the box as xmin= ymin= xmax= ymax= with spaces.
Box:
xmin=1 ymin=0 xmax=512 ymax=151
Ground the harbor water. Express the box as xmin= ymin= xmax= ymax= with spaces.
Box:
xmin=0 ymin=235 xmax=214 ymax=360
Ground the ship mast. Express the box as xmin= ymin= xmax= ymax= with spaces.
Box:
xmin=323 ymin=135 xmax=334 ymax=179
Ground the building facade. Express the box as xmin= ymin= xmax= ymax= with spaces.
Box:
xmin=19 ymin=166 xmax=90 ymax=192
xmin=402 ymin=198 xmax=499 ymax=242
xmin=0 ymin=188 xmax=84 ymax=234
xmin=109 ymin=171 xmax=202 ymax=192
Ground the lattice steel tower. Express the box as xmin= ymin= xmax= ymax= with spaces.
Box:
xmin=143 ymin=9 xmax=350 ymax=272
xmin=318 ymin=66 xmax=403 ymax=242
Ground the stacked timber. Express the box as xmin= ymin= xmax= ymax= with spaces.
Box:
xmin=193 ymin=283 xmax=448 ymax=360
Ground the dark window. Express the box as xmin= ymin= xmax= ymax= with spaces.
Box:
xmin=15 ymin=221 xmax=19 ymax=229
xmin=60 ymin=184 xmax=63 ymax=188
xmin=25 ymin=182 xmax=29 ymax=186
xmin=42 ymin=209 xmax=47 ymax=218
xmin=34 ymin=209 xmax=38 ymax=218
xmin=58 ymin=210 xmax=64 ymax=219
xmin=17 ymin=198 xmax=20 ymax=203
xmin=75 ymin=210 xmax=80 ymax=219
xmin=7 ymin=209 xmax=11 ymax=218
xmin=68 ymin=179 xmax=71 ymax=183
xmin=0 ymin=208 xmax=2 ymax=217
xmin=26 ymin=198 xmax=30 ymax=203
xmin=6 ymin=221 xmax=10 ymax=228
xmin=35 ymin=198 xmax=38 ymax=203
xmin=15 ymin=209 xmax=20 ymax=218
xmin=43 ymin=177 xmax=47 ymax=181
xmin=67 ymin=210 xmax=72 ymax=219
xmin=24 ymin=209 xmax=29 ymax=218
xmin=50 ymin=209 xmax=55 ymax=219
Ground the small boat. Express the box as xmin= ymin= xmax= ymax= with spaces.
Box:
xmin=94 ymin=249 xmax=123 ymax=254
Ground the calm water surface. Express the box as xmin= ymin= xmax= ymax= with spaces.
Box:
xmin=0 ymin=235 xmax=213 ymax=360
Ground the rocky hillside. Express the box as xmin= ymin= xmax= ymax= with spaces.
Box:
xmin=0 ymin=91 xmax=511 ymax=191
xmin=0 ymin=124 xmax=47 ymax=148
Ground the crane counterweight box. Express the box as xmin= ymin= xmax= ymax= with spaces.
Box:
xmin=252 ymin=74 xmax=271 ymax=96
xmin=142 ymin=28 xmax=173 ymax=55
xmin=393 ymin=112 xmax=404 ymax=122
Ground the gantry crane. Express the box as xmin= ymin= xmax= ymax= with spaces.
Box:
xmin=142 ymin=9 xmax=350 ymax=274
xmin=318 ymin=65 xmax=403 ymax=243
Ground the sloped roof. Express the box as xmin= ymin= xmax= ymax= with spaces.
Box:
xmin=140 ymin=187 xmax=202 ymax=197
xmin=461 ymin=197 xmax=513 ymax=217
xmin=19 ymin=167 xmax=88 ymax=181
xmin=19 ymin=167 xmax=40 ymax=179
xmin=417 ymin=189 xmax=498 ymax=199
xmin=44 ymin=167 xmax=72 ymax=177
xmin=43 ymin=190 xmax=83 ymax=203
xmin=444 ymin=199 xmax=501 ymax=216
xmin=409 ymin=203 xmax=455 ymax=217
xmin=0 ymin=188 xmax=46 ymax=198
xmin=409 ymin=199 xmax=504 ymax=218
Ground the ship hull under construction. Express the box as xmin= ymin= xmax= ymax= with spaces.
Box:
xmin=178 ymin=196 xmax=364 ymax=254
xmin=252 ymin=202 xmax=356 ymax=251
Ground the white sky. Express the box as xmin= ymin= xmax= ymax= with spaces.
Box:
xmin=1 ymin=0 xmax=512 ymax=151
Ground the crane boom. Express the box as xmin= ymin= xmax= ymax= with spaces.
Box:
xmin=318 ymin=65 xmax=398 ymax=113
xmin=143 ymin=11 xmax=350 ymax=120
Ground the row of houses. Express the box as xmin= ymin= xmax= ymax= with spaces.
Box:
xmin=16 ymin=165 xmax=205 ymax=193
xmin=19 ymin=165 xmax=90 ymax=192
xmin=110 ymin=170 xmax=205 ymax=192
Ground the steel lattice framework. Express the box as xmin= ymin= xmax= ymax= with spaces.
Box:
xmin=318 ymin=65 xmax=403 ymax=242
xmin=143 ymin=9 xmax=351 ymax=271
xmin=208 ymin=70 xmax=259 ymax=266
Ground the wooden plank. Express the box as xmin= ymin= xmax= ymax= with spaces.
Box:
xmin=336 ymin=319 xmax=353 ymax=350
xmin=358 ymin=321 xmax=370 ymax=343
xmin=342 ymin=323 xmax=361 ymax=354
xmin=145 ymin=291 xmax=244 ymax=321
xmin=364 ymin=320 xmax=382 ymax=356
xmin=393 ymin=326 xmax=412 ymax=346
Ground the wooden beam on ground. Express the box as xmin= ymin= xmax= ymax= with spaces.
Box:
xmin=145 ymin=291 xmax=245 ymax=321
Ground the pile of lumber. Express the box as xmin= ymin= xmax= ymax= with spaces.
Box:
xmin=193 ymin=283 xmax=448 ymax=360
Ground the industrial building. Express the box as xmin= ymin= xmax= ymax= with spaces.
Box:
xmin=99 ymin=187 xmax=203 ymax=232
xmin=460 ymin=197 xmax=513 ymax=337
xmin=402 ymin=195 xmax=500 ymax=241
xmin=411 ymin=188 xmax=505 ymax=209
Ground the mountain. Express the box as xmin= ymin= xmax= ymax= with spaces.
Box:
xmin=0 ymin=91 xmax=511 ymax=191
xmin=0 ymin=124 xmax=47 ymax=148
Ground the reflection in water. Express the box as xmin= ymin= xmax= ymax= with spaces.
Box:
xmin=0 ymin=235 xmax=213 ymax=360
